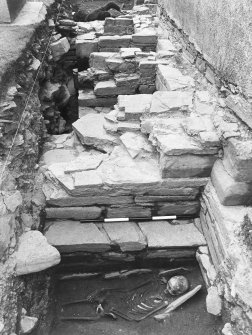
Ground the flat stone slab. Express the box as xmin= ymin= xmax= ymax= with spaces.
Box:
xmin=79 ymin=90 xmax=117 ymax=107
xmin=98 ymin=35 xmax=132 ymax=48
xmin=45 ymin=207 xmax=102 ymax=220
xmin=156 ymin=65 xmax=195 ymax=91
xmin=90 ymin=52 xmax=117 ymax=71
xmin=150 ymin=91 xmax=193 ymax=114
xmin=73 ymin=113 xmax=118 ymax=152
xmin=157 ymin=39 xmax=177 ymax=52
xmin=94 ymin=80 xmax=136 ymax=96
xmin=120 ymin=132 xmax=153 ymax=158
xmin=132 ymin=28 xmax=157 ymax=44
xmin=138 ymin=221 xmax=206 ymax=248
xmin=103 ymin=221 xmax=146 ymax=251
xmin=45 ymin=221 xmax=111 ymax=253
xmin=118 ymin=94 xmax=152 ymax=120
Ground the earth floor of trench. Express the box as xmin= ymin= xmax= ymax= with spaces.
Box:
xmin=37 ymin=262 xmax=224 ymax=335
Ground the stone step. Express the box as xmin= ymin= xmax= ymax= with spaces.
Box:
xmin=78 ymin=89 xmax=117 ymax=107
xmin=44 ymin=219 xmax=205 ymax=254
xmin=73 ymin=113 xmax=119 ymax=153
xmin=156 ymin=65 xmax=195 ymax=91
xmin=117 ymin=94 xmax=152 ymax=120
xmin=94 ymin=80 xmax=136 ymax=96
xmin=98 ymin=35 xmax=132 ymax=50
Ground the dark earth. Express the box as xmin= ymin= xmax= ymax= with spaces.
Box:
xmin=43 ymin=263 xmax=223 ymax=335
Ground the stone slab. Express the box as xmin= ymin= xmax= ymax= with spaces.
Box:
xmin=156 ymin=65 xmax=195 ymax=91
xmin=79 ymin=90 xmax=117 ymax=107
xmin=15 ymin=231 xmax=60 ymax=275
xmin=118 ymin=94 xmax=152 ymax=120
xmin=76 ymin=38 xmax=98 ymax=58
xmin=138 ymin=221 xmax=206 ymax=248
xmin=45 ymin=221 xmax=111 ymax=253
xmin=103 ymin=221 xmax=146 ymax=251
xmin=211 ymin=160 xmax=252 ymax=206
xmin=46 ymin=207 xmax=102 ymax=220
xmin=150 ymin=91 xmax=193 ymax=114
xmin=94 ymin=80 xmax=136 ymax=96
xmin=160 ymin=152 xmax=217 ymax=178
xmin=120 ymin=132 xmax=153 ymax=158
xmin=73 ymin=113 xmax=118 ymax=152
xmin=90 ymin=52 xmax=117 ymax=71
xmin=157 ymin=201 xmax=200 ymax=216
xmin=223 ymin=138 xmax=252 ymax=182
xmin=98 ymin=35 xmax=132 ymax=48
xmin=107 ymin=206 xmax=151 ymax=218
xmin=156 ymin=39 xmax=176 ymax=52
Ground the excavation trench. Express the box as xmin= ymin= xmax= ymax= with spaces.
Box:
xmin=1 ymin=0 xmax=252 ymax=333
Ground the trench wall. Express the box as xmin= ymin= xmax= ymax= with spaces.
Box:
xmin=158 ymin=0 xmax=252 ymax=98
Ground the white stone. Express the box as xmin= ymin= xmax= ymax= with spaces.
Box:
xmin=120 ymin=132 xmax=153 ymax=158
xmin=15 ymin=231 xmax=60 ymax=275
xmin=222 ymin=323 xmax=233 ymax=335
xmin=206 ymin=286 xmax=222 ymax=315
xmin=20 ymin=316 xmax=38 ymax=334
xmin=0 ymin=321 xmax=4 ymax=332
xmin=73 ymin=113 xmax=118 ymax=152
xmin=150 ymin=91 xmax=193 ymax=114
xmin=64 ymin=153 xmax=105 ymax=174
xmin=156 ymin=39 xmax=176 ymax=52
xmin=156 ymin=65 xmax=195 ymax=91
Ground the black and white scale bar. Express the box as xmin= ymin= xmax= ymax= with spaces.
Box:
xmin=80 ymin=215 xmax=195 ymax=223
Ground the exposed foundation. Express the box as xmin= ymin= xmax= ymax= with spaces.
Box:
xmin=0 ymin=0 xmax=252 ymax=334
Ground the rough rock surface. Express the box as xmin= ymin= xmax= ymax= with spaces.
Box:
xmin=14 ymin=231 xmax=60 ymax=275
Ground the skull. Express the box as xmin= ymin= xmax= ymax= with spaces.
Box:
xmin=166 ymin=275 xmax=189 ymax=296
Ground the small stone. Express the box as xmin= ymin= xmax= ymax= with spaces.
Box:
xmin=20 ymin=316 xmax=38 ymax=334
xmin=0 ymin=321 xmax=4 ymax=332
xmin=222 ymin=323 xmax=233 ymax=335
xmin=206 ymin=286 xmax=222 ymax=316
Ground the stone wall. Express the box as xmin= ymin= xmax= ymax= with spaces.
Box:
xmin=158 ymin=0 xmax=252 ymax=99
xmin=0 ymin=0 xmax=72 ymax=333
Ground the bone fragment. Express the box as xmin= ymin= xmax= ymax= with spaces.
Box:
xmin=154 ymin=285 xmax=202 ymax=320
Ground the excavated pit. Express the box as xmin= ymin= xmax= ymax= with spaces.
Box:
xmin=35 ymin=261 xmax=224 ymax=335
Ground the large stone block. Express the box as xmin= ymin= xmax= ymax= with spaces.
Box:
xmin=156 ymin=65 xmax=195 ymax=91
xmin=94 ymin=80 xmax=136 ymax=96
xmin=104 ymin=17 xmax=134 ymax=35
xmin=223 ymin=138 xmax=252 ymax=182
xmin=50 ymin=37 xmax=70 ymax=61
xmin=150 ymin=91 xmax=193 ymax=114
xmin=160 ymin=153 xmax=217 ymax=178
xmin=98 ymin=35 xmax=132 ymax=49
xmin=79 ymin=89 xmax=117 ymax=107
xmin=72 ymin=113 xmax=118 ymax=152
xmin=45 ymin=221 xmax=111 ymax=253
xmin=138 ymin=221 xmax=205 ymax=248
xmin=211 ymin=160 xmax=252 ymax=206
xmin=15 ymin=231 xmax=60 ymax=275
xmin=103 ymin=221 xmax=146 ymax=251
xmin=46 ymin=207 xmax=102 ymax=220
xmin=76 ymin=38 xmax=98 ymax=59
xmin=107 ymin=205 xmax=152 ymax=218
xmin=89 ymin=52 xmax=116 ymax=71
xmin=157 ymin=201 xmax=200 ymax=216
